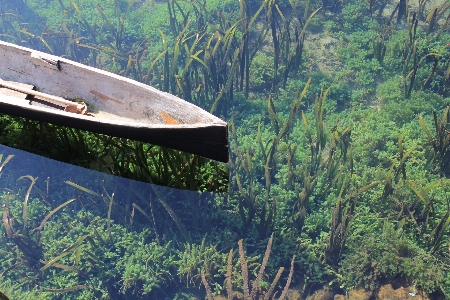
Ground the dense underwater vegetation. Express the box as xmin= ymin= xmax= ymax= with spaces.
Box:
xmin=1 ymin=0 xmax=450 ymax=298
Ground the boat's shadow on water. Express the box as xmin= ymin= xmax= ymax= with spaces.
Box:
xmin=0 ymin=115 xmax=229 ymax=193
xmin=0 ymin=143 xmax=217 ymax=208
xmin=0 ymin=144 xmax=223 ymax=299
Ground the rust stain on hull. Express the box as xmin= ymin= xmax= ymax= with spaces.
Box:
xmin=90 ymin=90 xmax=124 ymax=104
xmin=160 ymin=111 xmax=178 ymax=124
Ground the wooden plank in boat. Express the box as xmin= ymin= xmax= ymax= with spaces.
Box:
xmin=0 ymin=81 xmax=33 ymax=99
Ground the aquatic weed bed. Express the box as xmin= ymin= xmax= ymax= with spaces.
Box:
xmin=0 ymin=0 xmax=450 ymax=298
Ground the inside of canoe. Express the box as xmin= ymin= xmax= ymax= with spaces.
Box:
xmin=0 ymin=77 xmax=207 ymax=126
xmin=0 ymin=78 xmax=168 ymax=123
xmin=0 ymin=42 xmax=229 ymax=128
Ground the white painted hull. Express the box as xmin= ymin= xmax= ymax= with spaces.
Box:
xmin=0 ymin=41 xmax=228 ymax=162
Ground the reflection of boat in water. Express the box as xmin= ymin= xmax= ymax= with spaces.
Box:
xmin=0 ymin=40 xmax=228 ymax=162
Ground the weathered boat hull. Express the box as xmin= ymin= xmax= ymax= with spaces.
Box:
xmin=0 ymin=41 xmax=228 ymax=162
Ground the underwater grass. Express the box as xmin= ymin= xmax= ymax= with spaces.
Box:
xmin=3 ymin=0 xmax=450 ymax=298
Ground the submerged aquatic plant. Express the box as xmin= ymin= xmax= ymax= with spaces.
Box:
xmin=325 ymin=175 xmax=379 ymax=267
xmin=0 ymin=155 xmax=86 ymax=293
xmin=419 ymin=105 xmax=450 ymax=177
xmin=406 ymin=179 xmax=450 ymax=255
xmin=201 ymin=233 xmax=295 ymax=299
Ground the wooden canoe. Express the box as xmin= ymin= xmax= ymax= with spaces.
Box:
xmin=0 ymin=40 xmax=228 ymax=162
